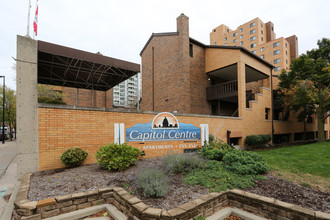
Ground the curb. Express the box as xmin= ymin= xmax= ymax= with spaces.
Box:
xmin=1 ymin=180 xmax=21 ymax=220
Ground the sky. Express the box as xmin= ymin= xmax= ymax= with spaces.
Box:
xmin=1 ymin=0 xmax=329 ymax=90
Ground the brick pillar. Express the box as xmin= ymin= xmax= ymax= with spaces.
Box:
xmin=176 ymin=13 xmax=191 ymax=113
xmin=237 ymin=62 xmax=246 ymax=118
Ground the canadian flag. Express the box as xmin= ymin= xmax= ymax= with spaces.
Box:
xmin=33 ymin=1 xmax=38 ymax=36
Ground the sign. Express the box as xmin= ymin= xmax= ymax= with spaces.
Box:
xmin=126 ymin=112 xmax=201 ymax=142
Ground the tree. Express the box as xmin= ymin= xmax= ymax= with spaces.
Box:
xmin=0 ymin=86 xmax=16 ymax=140
xmin=38 ymin=84 xmax=66 ymax=104
xmin=278 ymin=38 xmax=330 ymax=142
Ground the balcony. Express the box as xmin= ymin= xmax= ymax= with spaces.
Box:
xmin=206 ymin=80 xmax=238 ymax=101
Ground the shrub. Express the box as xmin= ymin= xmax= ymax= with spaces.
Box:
xmin=245 ymin=134 xmax=271 ymax=148
xmin=38 ymin=96 xmax=66 ymax=105
xmin=184 ymin=160 xmax=266 ymax=192
xmin=200 ymin=138 xmax=232 ymax=161
xmin=222 ymin=150 xmax=268 ymax=175
xmin=136 ymin=168 xmax=168 ymax=197
xmin=95 ymin=143 xmax=142 ymax=171
xmin=60 ymin=147 xmax=88 ymax=167
xmin=163 ymin=153 xmax=204 ymax=174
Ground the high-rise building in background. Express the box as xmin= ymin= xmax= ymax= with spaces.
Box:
xmin=113 ymin=73 xmax=141 ymax=107
xmin=210 ymin=18 xmax=298 ymax=85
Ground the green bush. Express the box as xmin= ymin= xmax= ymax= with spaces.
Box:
xmin=95 ymin=143 xmax=142 ymax=171
xmin=200 ymin=138 xmax=232 ymax=161
xmin=38 ymin=96 xmax=66 ymax=105
xmin=162 ymin=153 xmax=204 ymax=174
xmin=136 ymin=168 xmax=168 ymax=197
xmin=245 ymin=134 xmax=271 ymax=148
xmin=222 ymin=150 xmax=268 ymax=175
xmin=60 ymin=147 xmax=88 ymax=167
xmin=184 ymin=160 xmax=267 ymax=192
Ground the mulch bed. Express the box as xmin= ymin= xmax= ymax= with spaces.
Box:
xmin=28 ymin=156 xmax=330 ymax=212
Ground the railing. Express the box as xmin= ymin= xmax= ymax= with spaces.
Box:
xmin=206 ymin=80 xmax=238 ymax=101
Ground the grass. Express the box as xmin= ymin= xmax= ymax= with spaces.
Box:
xmin=256 ymin=142 xmax=330 ymax=191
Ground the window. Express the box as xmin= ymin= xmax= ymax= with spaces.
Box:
xmin=251 ymin=43 xmax=256 ymax=48
xmin=189 ymin=44 xmax=193 ymax=57
xmin=227 ymin=29 xmax=229 ymax=33
xmin=273 ymin=49 xmax=280 ymax=55
xmin=285 ymin=43 xmax=287 ymax=48
xmin=261 ymin=55 xmax=265 ymax=59
xmin=214 ymin=42 xmax=216 ymax=45
xmin=261 ymin=23 xmax=263 ymax=28
xmin=225 ymin=43 xmax=228 ymax=46
xmin=233 ymin=32 xmax=237 ymax=37
xmin=224 ymin=37 xmax=227 ymax=41
xmin=261 ymin=47 xmax=264 ymax=52
xmin=239 ymin=28 xmax=243 ymax=32
xmin=250 ymin=29 xmax=256 ymax=34
xmin=261 ymin=37 xmax=263 ymax=42
xmin=274 ymin=66 xmax=281 ymax=71
xmin=274 ymin=58 xmax=280 ymax=64
xmin=286 ymin=50 xmax=288 ymax=55
xmin=265 ymin=108 xmax=270 ymax=120
xmin=240 ymin=35 xmax=243 ymax=39
xmin=250 ymin=22 xmax=255 ymax=27
xmin=261 ymin=30 xmax=263 ymax=35
xmin=233 ymin=39 xmax=238 ymax=43
xmin=273 ymin=42 xmax=280 ymax=47
xmin=250 ymin=36 xmax=256 ymax=41
xmin=252 ymin=50 xmax=256 ymax=54
xmin=213 ymin=29 xmax=216 ymax=32
xmin=286 ymin=59 xmax=288 ymax=64
xmin=240 ymin=41 xmax=243 ymax=45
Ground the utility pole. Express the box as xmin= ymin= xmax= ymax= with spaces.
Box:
xmin=26 ymin=0 xmax=32 ymax=36
xmin=0 ymin=76 xmax=5 ymax=144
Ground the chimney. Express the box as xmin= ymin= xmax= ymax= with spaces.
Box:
xmin=176 ymin=13 xmax=189 ymax=36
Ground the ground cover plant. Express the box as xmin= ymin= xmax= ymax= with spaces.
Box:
xmin=256 ymin=142 xmax=330 ymax=191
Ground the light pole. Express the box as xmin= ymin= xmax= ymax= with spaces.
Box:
xmin=0 ymin=76 xmax=5 ymax=144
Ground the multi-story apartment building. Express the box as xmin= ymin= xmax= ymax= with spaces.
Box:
xmin=210 ymin=18 xmax=298 ymax=85
xmin=113 ymin=73 xmax=141 ymax=107
xmin=139 ymin=14 xmax=329 ymax=145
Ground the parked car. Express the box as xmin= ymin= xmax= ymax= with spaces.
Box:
xmin=0 ymin=131 xmax=9 ymax=140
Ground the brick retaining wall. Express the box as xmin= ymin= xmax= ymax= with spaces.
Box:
xmin=12 ymin=174 xmax=330 ymax=220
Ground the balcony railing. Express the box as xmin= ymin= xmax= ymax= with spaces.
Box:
xmin=206 ymin=80 xmax=238 ymax=101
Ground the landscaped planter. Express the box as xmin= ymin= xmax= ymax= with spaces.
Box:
xmin=12 ymin=173 xmax=330 ymax=220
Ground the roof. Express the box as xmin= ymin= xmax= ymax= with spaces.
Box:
xmin=139 ymin=32 xmax=274 ymax=69
xmin=38 ymin=40 xmax=140 ymax=91
xmin=190 ymin=38 xmax=275 ymax=69
xmin=140 ymin=32 xmax=178 ymax=55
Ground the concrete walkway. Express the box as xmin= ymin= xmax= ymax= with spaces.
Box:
xmin=0 ymin=140 xmax=17 ymax=219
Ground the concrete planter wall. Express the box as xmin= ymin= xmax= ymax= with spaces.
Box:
xmin=12 ymin=174 xmax=330 ymax=220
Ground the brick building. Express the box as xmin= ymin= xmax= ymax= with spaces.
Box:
xmin=210 ymin=18 xmax=298 ymax=87
xmin=139 ymin=14 xmax=329 ymax=144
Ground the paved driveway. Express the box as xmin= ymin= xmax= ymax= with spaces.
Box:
xmin=0 ymin=140 xmax=17 ymax=218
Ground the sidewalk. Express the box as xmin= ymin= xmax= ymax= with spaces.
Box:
xmin=0 ymin=140 xmax=17 ymax=219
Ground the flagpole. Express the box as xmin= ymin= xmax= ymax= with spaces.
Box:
xmin=27 ymin=0 xmax=32 ymax=36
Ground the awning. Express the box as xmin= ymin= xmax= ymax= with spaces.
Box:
xmin=37 ymin=40 xmax=140 ymax=91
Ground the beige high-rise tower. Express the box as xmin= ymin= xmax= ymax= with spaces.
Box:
xmin=210 ymin=18 xmax=298 ymax=85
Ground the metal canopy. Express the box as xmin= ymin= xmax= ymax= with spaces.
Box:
xmin=38 ymin=41 xmax=140 ymax=91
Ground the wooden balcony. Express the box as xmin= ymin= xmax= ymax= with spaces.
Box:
xmin=206 ymin=80 xmax=238 ymax=101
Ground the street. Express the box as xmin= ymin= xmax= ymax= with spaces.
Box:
xmin=0 ymin=140 xmax=17 ymax=218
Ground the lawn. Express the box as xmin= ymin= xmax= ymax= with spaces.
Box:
xmin=256 ymin=142 xmax=330 ymax=191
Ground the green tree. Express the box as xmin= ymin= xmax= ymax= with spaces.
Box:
xmin=0 ymin=86 xmax=16 ymax=140
xmin=278 ymin=38 xmax=330 ymax=142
